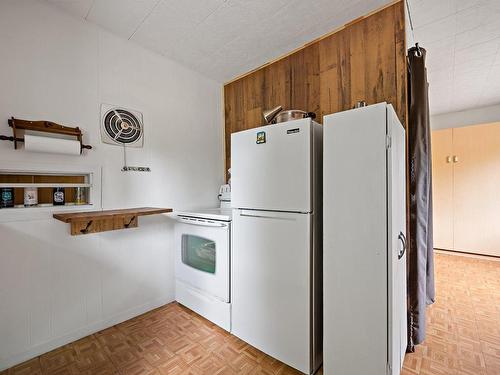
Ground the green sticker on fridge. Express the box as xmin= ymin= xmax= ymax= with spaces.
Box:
xmin=256 ymin=131 xmax=266 ymax=144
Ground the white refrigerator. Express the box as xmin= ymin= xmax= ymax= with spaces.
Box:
xmin=231 ymin=118 xmax=322 ymax=374
xmin=323 ymin=103 xmax=407 ymax=375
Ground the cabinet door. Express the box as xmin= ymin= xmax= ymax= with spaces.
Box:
xmin=388 ymin=110 xmax=407 ymax=373
xmin=323 ymin=104 xmax=388 ymax=375
xmin=452 ymin=123 xmax=500 ymax=257
xmin=431 ymin=129 xmax=454 ymax=250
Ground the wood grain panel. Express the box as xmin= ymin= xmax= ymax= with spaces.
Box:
xmin=223 ymin=1 xmax=406 ymax=179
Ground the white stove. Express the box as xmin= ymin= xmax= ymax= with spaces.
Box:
xmin=174 ymin=207 xmax=232 ymax=331
xmin=175 ymin=208 xmax=232 ymax=222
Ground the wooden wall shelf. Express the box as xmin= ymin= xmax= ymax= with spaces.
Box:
xmin=0 ymin=172 xmax=92 ymax=206
xmin=53 ymin=207 xmax=172 ymax=235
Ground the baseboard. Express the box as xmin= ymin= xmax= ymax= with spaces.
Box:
xmin=435 ymin=248 xmax=500 ymax=260
xmin=0 ymin=295 xmax=174 ymax=371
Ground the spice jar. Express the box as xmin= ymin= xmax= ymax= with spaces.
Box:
xmin=53 ymin=187 xmax=65 ymax=206
xmin=74 ymin=187 xmax=86 ymax=205
xmin=24 ymin=187 xmax=38 ymax=207
xmin=1 ymin=188 xmax=14 ymax=208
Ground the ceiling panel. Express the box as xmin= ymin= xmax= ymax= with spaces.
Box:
xmin=409 ymin=0 xmax=500 ymax=114
xmin=46 ymin=0 xmax=392 ymax=82
xmin=42 ymin=0 xmax=500 ymax=115
xmin=161 ymin=0 xmax=226 ymax=25
xmin=130 ymin=1 xmax=201 ymax=55
xmin=46 ymin=0 xmax=93 ymax=19
xmin=86 ymin=0 xmax=160 ymax=39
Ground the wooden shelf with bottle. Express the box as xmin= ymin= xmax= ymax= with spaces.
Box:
xmin=0 ymin=183 xmax=91 ymax=188
xmin=0 ymin=172 xmax=91 ymax=207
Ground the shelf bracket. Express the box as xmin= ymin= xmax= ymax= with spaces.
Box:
xmin=80 ymin=220 xmax=93 ymax=234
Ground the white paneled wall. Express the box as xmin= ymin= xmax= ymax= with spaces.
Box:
xmin=0 ymin=0 xmax=223 ymax=370
xmin=0 ymin=216 xmax=174 ymax=368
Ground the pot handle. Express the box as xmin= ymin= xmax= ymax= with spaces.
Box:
xmin=306 ymin=112 xmax=316 ymax=119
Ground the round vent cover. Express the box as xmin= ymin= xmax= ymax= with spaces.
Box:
xmin=103 ymin=109 xmax=143 ymax=145
xmin=101 ymin=107 xmax=144 ymax=147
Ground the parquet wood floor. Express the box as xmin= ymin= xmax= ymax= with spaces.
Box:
xmin=1 ymin=303 xmax=303 ymax=375
xmin=2 ymin=252 xmax=499 ymax=374
xmin=402 ymin=252 xmax=500 ymax=375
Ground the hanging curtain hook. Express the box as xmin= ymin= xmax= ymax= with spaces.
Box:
xmin=415 ymin=43 xmax=422 ymax=57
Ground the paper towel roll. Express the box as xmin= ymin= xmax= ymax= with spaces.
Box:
xmin=24 ymin=134 xmax=81 ymax=155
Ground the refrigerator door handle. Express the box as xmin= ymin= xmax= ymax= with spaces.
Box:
xmin=239 ymin=211 xmax=298 ymax=221
xmin=398 ymin=232 xmax=407 ymax=260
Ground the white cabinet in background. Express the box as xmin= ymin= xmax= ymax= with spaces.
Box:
xmin=432 ymin=123 xmax=500 ymax=257
xmin=323 ymin=103 xmax=407 ymax=375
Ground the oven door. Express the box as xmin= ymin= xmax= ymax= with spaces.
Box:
xmin=175 ymin=217 xmax=230 ymax=302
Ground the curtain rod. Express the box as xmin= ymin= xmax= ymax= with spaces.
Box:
xmin=405 ymin=0 xmax=416 ymax=40
xmin=405 ymin=0 xmax=422 ymax=56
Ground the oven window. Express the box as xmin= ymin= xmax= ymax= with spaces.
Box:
xmin=181 ymin=234 xmax=216 ymax=274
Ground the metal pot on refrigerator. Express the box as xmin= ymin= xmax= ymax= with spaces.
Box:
xmin=263 ymin=106 xmax=316 ymax=124
xmin=273 ymin=110 xmax=316 ymax=123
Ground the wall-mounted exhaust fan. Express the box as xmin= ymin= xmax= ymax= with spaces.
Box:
xmin=100 ymin=104 xmax=150 ymax=172
xmin=100 ymin=104 xmax=144 ymax=148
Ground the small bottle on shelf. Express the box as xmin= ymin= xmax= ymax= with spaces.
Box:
xmin=1 ymin=188 xmax=15 ymax=208
xmin=24 ymin=187 xmax=38 ymax=207
xmin=74 ymin=187 xmax=86 ymax=205
xmin=53 ymin=187 xmax=65 ymax=206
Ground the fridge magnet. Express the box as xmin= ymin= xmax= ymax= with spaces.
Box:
xmin=256 ymin=131 xmax=266 ymax=144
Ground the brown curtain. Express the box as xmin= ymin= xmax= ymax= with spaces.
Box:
xmin=407 ymin=45 xmax=435 ymax=352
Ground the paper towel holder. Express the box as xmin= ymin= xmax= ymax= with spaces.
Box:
xmin=0 ymin=117 xmax=92 ymax=154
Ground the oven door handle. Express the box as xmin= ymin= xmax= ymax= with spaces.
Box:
xmin=178 ymin=217 xmax=228 ymax=227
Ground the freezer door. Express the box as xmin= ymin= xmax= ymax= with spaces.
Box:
xmin=231 ymin=119 xmax=312 ymax=212
xmin=232 ymin=209 xmax=311 ymax=374
xmin=387 ymin=105 xmax=408 ymax=373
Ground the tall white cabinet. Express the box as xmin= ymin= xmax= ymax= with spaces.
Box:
xmin=323 ymin=103 xmax=407 ymax=375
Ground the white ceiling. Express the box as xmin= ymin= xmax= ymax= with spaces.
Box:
xmin=45 ymin=0 xmax=500 ymax=116
xmin=45 ymin=0 xmax=392 ymax=83
xmin=408 ymin=0 xmax=500 ymax=114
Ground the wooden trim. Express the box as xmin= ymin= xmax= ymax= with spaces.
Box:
xmin=435 ymin=248 xmax=500 ymax=260
xmin=224 ymin=0 xmax=403 ymax=85
xmin=221 ymin=84 xmax=228 ymax=180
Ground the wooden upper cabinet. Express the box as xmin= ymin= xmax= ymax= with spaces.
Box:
xmin=431 ymin=129 xmax=454 ymax=251
xmin=431 ymin=123 xmax=500 ymax=257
